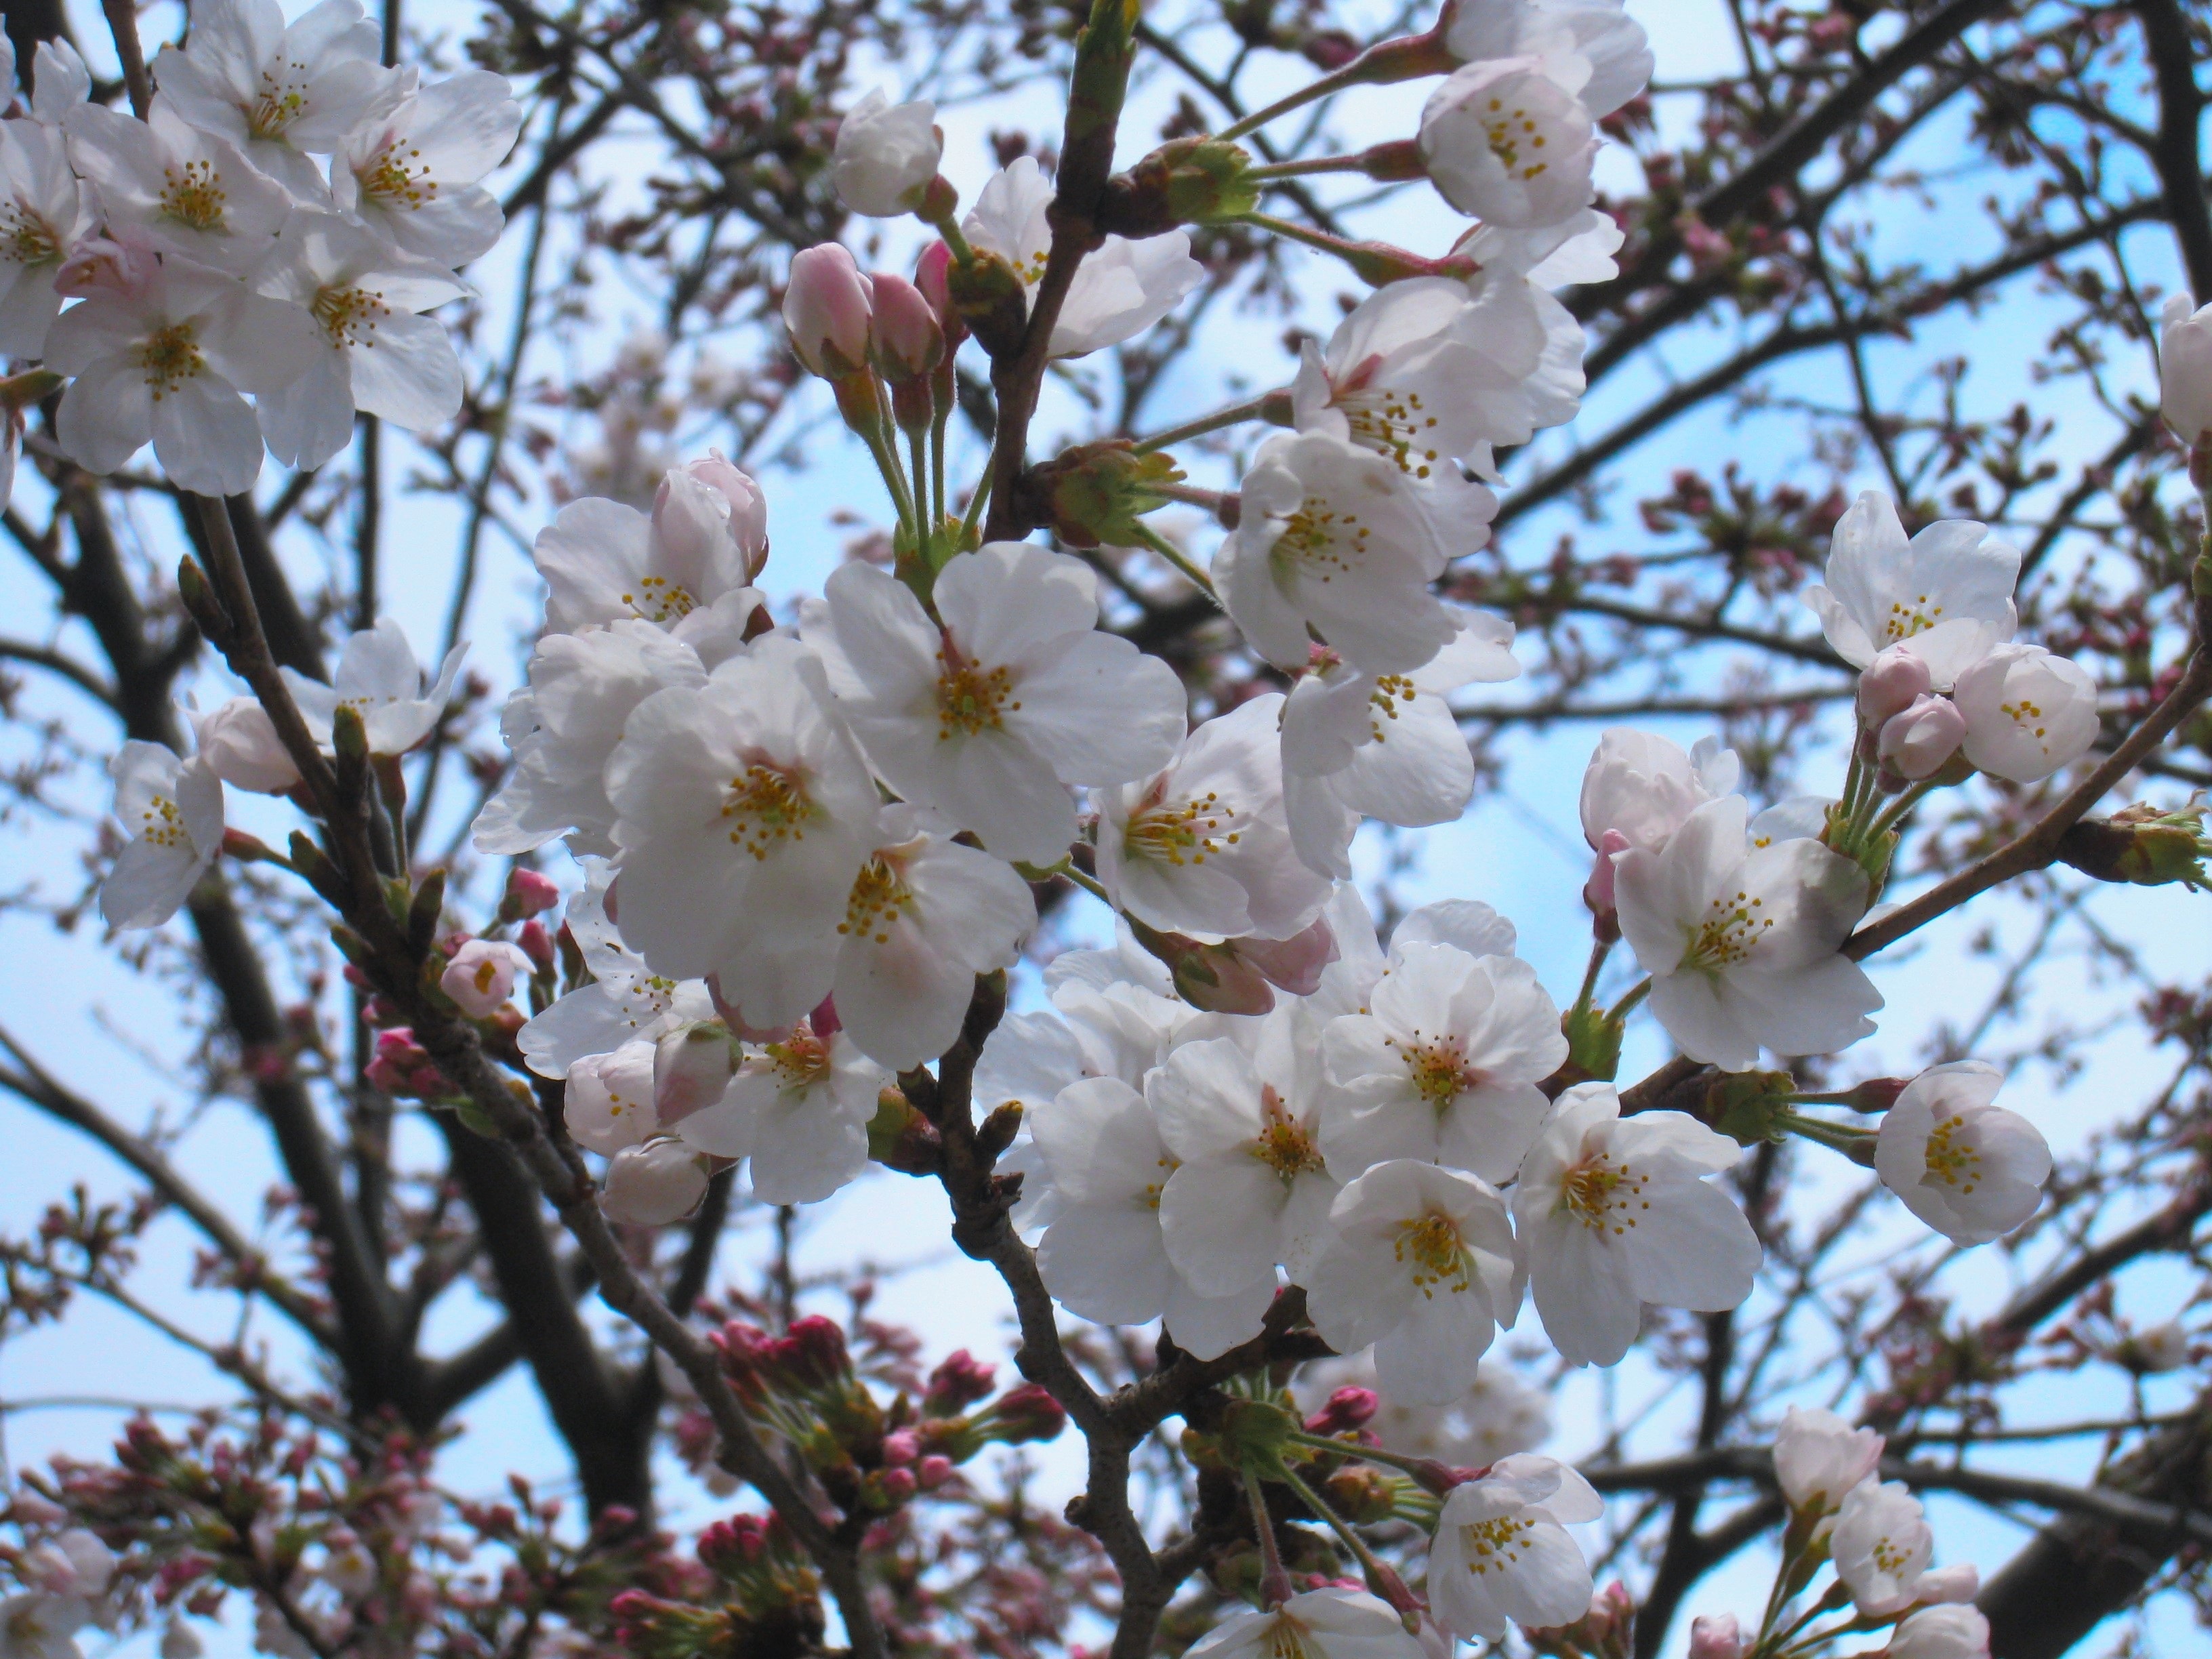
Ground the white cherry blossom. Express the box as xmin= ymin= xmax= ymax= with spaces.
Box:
xmin=1831 ymin=1480 xmax=1936 ymax=1616
xmin=600 ymin=1137 xmax=709 ymax=1225
xmin=1281 ymin=609 xmax=1519 ymax=879
xmin=1446 ymin=0 xmax=1654 ymax=120
xmin=330 ymin=70 xmax=523 ymax=265
xmin=1950 ymin=642 xmax=2100 ymax=782
xmin=251 ymin=212 xmax=468 ymax=469
xmin=1418 ymin=57 xmax=1597 ymax=228
xmin=441 ymin=938 xmax=531 ymax=1017
xmin=1613 ymin=794 xmax=1881 ymax=1072
xmin=1185 ymin=1587 xmax=1428 ymax=1659
xmin=806 ymin=541 xmax=1187 ymax=865
xmin=1428 ymin=1454 xmax=1603 ymax=1641
xmin=832 ymin=90 xmax=941 ymax=217
xmin=150 ymin=0 xmax=404 ymax=199
xmin=1030 ymin=1075 xmax=1276 ymax=1360
xmin=1096 ymin=693 xmax=1331 ymax=943
xmin=2160 ymin=293 xmax=2212 ymax=447
xmin=100 ymin=741 xmax=224 ymax=930
xmin=281 ymin=617 xmax=466 ymax=757
xmin=602 ymin=636 xmax=882 ymax=1019
xmin=564 ymin=1040 xmax=660 ymax=1155
xmin=1511 ymin=1083 xmax=1761 ymax=1366
xmin=1872 ymin=1061 xmax=2050 ymax=1245
xmin=1218 ymin=430 xmax=1459 ymax=676
xmin=1886 ymin=1605 xmax=1992 ymax=1659
xmin=19 ymin=41 xmax=92 ymax=128
xmin=1148 ymin=1008 xmax=1337 ymax=1295
xmin=1320 ymin=942 xmax=1563 ymax=1182
xmin=188 ymin=696 xmax=299 ymax=793
xmin=1300 ymin=1158 xmax=1519 ymax=1404
xmin=1772 ymin=1405 xmax=1883 ymax=1517
xmin=0 ymin=1591 xmax=92 ymax=1659
xmin=45 ymin=253 xmax=319 ymax=495
xmin=66 ymin=101 xmax=292 ymax=272
xmin=679 ymin=1016 xmax=888 ymax=1204
xmin=963 ymin=157 xmax=1204 ymax=357
xmin=473 ymin=621 xmax=708 ymax=858
xmin=1804 ymin=492 xmax=2020 ymax=688
xmin=0 ymin=115 xmax=94 ymax=354
xmin=529 ymin=481 xmax=766 ymax=661
xmin=518 ymin=862 xmax=714 ymax=1078
xmin=1579 ymin=729 xmax=1739 ymax=857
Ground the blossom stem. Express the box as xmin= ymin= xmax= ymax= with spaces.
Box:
xmin=908 ymin=426 xmax=933 ymax=528
xmin=928 ymin=212 xmax=977 ymax=266
xmin=1243 ymin=1466 xmax=1296 ymax=1610
xmin=1130 ymin=522 xmax=1221 ymax=601
xmin=1245 ymin=154 xmax=1372 ymax=180
xmin=1775 ymin=1109 xmax=1876 ymax=1162
xmin=1270 ymin=1458 xmax=1422 ymax=1618
xmin=1868 ymin=776 xmax=1941 ymax=840
xmin=930 ymin=409 xmax=951 ymax=544
xmin=957 ymin=467 xmax=995 ymax=547
xmin=1605 ymin=977 xmax=1652 ymax=1022
xmin=1131 ymin=393 xmax=1282 ymax=455
xmin=1571 ymin=935 xmax=1614 ymax=1019
xmin=1216 ymin=66 xmax=1368 ymax=142
xmin=1284 ymin=1430 xmax=1453 ymax=1488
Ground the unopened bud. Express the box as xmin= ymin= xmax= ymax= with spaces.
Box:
xmin=923 ymin=1349 xmax=998 ymax=1416
xmin=1035 ymin=441 xmax=1186 ymax=550
xmin=783 ymin=244 xmax=875 ymax=377
xmin=1836 ymin=1076 xmax=1909 ymax=1113
xmin=869 ymin=272 xmax=945 ymax=386
xmin=1877 ymin=695 xmax=1967 ymax=781
xmin=600 ymin=1139 xmax=708 ymax=1225
xmin=1858 ymin=644 xmax=1933 ymax=727
xmin=1100 ymin=138 xmax=1258 ymax=237
xmin=440 ymin=938 xmax=533 ymax=1019
xmin=977 ymin=1382 xmax=1065 ymax=1446
xmin=2055 ymin=804 xmax=2210 ymax=890
xmin=517 ymin=918 xmax=554 ymax=973
xmin=506 ymin=867 xmax=560 ymax=918
xmin=915 ymin=1454 xmax=955 ymax=1490
xmin=1687 ymin=1612 xmax=1744 ymax=1659
xmin=1582 ymin=827 xmax=1631 ymax=921
xmin=1320 ymin=1465 xmax=1399 ymax=1525
xmin=653 ymin=1021 xmax=737 ymax=1126
xmin=1304 ymin=1386 xmax=1379 ymax=1436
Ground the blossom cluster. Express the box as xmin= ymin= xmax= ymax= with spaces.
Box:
xmin=0 ymin=0 xmax=516 ymax=499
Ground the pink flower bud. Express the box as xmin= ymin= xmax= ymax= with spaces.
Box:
xmin=783 ymin=244 xmax=874 ymax=377
xmin=653 ymin=1022 xmax=736 ymax=1126
xmin=914 ymin=241 xmax=967 ymax=345
xmin=1858 ymin=644 xmax=1934 ymax=728
xmin=808 ymin=994 xmax=842 ymax=1038
xmin=1231 ymin=915 xmax=1340 ymax=998
xmin=1912 ymin=1564 xmax=1980 ymax=1605
xmin=881 ymin=1428 xmax=921 ymax=1467
xmin=872 ymin=1467 xmax=918 ymax=1506
xmin=1688 ymin=1614 xmax=1744 ymax=1659
xmin=1303 ymin=1385 xmax=1379 ymax=1435
xmin=869 ymin=271 xmax=945 ymax=384
xmin=506 ymin=867 xmax=560 ymax=917
xmin=440 ymin=939 xmax=534 ymax=1019
xmin=1583 ymin=827 xmax=1632 ymax=916
xmin=915 ymin=1454 xmax=955 ymax=1490
xmin=517 ymin=919 xmax=554 ymax=973
xmin=10 ymin=1491 xmax=68 ymax=1526
xmin=653 ymin=453 xmax=771 ymax=583
xmin=600 ymin=1139 xmax=708 ymax=1225
xmin=55 ymin=233 xmax=159 ymax=300
xmin=979 ymin=1382 xmax=1066 ymax=1446
xmin=922 ymin=1349 xmax=996 ymax=1416
xmin=1877 ymin=695 xmax=1968 ymax=781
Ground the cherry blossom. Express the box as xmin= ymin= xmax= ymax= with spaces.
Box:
xmin=0 ymin=115 xmax=94 ymax=354
xmin=1877 ymin=695 xmax=1968 ymax=781
xmin=1029 ymin=1076 xmax=1276 ymax=1360
xmin=602 ymin=637 xmax=882 ymax=1017
xmin=527 ymin=474 xmax=767 ymax=659
xmin=1096 ymin=693 xmax=1331 ymax=944
xmin=16 ymin=40 xmax=91 ymax=129
xmin=281 ymin=617 xmax=466 ymax=757
xmin=1613 ymin=794 xmax=1881 ymax=1072
xmin=1772 ymin=1406 xmax=1883 ymax=1517
xmin=1511 ymin=1083 xmax=1761 ymax=1366
xmin=45 ymin=254 xmax=319 ymax=495
xmin=1831 ymin=1480 xmax=1938 ymax=1616
xmin=187 ymin=696 xmax=300 ymax=793
xmin=441 ymin=939 xmax=533 ymax=1018
xmin=600 ymin=1138 xmax=710 ymax=1225
xmin=474 ymin=621 xmax=709 ymax=858
xmin=962 ymin=157 xmax=1204 ymax=357
xmin=2160 ymin=293 xmax=2212 ymax=447
xmin=1885 ymin=1605 xmax=1992 ymax=1659
xmin=1281 ymin=609 xmax=1519 ymax=879
xmin=99 ymin=741 xmax=224 ymax=930
xmin=1872 ymin=1061 xmax=2051 ymax=1245
xmin=783 ymin=243 xmax=874 ymax=376
xmin=1218 ymin=430 xmax=1459 ymax=675
xmin=1418 ymin=57 xmax=1597 ymax=228
xmin=678 ymin=1016 xmax=888 ymax=1204
xmin=518 ymin=861 xmax=714 ymax=1078
xmin=1428 ymin=1454 xmax=1603 ymax=1641
xmin=1803 ymin=492 xmax=2020 ymax=688
xmin=149 ymin=0 xmax=404 ymax=200
xmin=1147 ymin=1010 xmax=1338 ymax=1295
xmin=832 ymin=91 xmax=942 ymax=217
xmin=1300 ymin=1158 xmax=1519 ymax=1404
xmin=1579 ymin=728 xmax=1740 ymax=857
xmin=329 ymin=70 xmax=523 ymax=265
xmin=0 ymin=1589 xmax=92 ymax=1659
xmin=1445 ymin=0 xmax=1654 ymax=121
xmin=1184 ymin=1587 xmax=1428 ymax=1659
xmin=1950 ymin=642 xmax=2101 ymax=782
xmin=564 ymin=1040 xmax=661 ymax=1155
xmin=806 ymin=541 xmax=1187 ymax=865
xmin=1320 ymin=942 xmax=1563 ymax=1182
xmin=66 ymin=101 xmax=293 ymax=272
xmin=251 ymin=211 xmax=468 ymax=469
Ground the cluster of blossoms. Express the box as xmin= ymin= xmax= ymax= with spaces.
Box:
xmin=0 ymin=0 xmax=516 ymax=499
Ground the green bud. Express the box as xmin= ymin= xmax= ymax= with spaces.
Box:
xmin=2056 ymin=804 xmax=2210 ymax=890
xmin=176 ymin=555 xmax=233 ymax=644
xmin=1217 ymin=1397 xmax=1300 ymax=1467
xmin=1101 ymin=138 xmax=1258 ymax=236
xmin=1704 ymin=1069 xmax=1796 ymax=1147
xmin=1558 ymin=1000 xmax=1624 ymax=1085
xmin=1033 ymin=441 xmax=1185 ymax=550
xmin=946 ymin=248 xmax=1030 ymax=359
xmin=867 ymin=1087 xmax=942 ymax=1176
xmin=407 ymin=867 xmax=447 ymax=954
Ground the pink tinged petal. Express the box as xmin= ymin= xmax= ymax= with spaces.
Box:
xmin=1647 ymin=971 xmax=1763 ymax=1073
xmin=1622 ymin=1176 xmax=1761 ymax=1311
xmin=1284 ymin=769 xmax=1359 ymax=880
xmin=1721 ymin=954 xmax=1882 ymax=1059
xmin=1372 ymin=1273 xmax=1498 ymax=1406
xmin=940 ymin=730 xmax=1079 ymax=865
xmin=749 ymin=1095 xmax=871 ymax=1204
xmin=1529 ymin=1212 xmax=1643 ymax=1366
xmin=534 ymin=495 xmax=654 ymax=633
xmin=1005 ymin=632 xmax=1188 ymax=787
xmin=935 ymin=542 xmax=1098 ymax=661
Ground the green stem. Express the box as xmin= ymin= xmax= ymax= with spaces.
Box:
xmin=1239 ymin=211 xmax=1361 ymax=260
xmin=1131 ymin=521 xmax=1221 ymax=602
xmin=1776 ymin=1109 xmax=1875 ymax=1157
xmin=907 ymin=426 xmax=933 ymax=530
xmin=1243 ymin=1467 xmax=1294 ymax=1610
xmin=1868 ymin=777 xmax=1940 ymax=840
xmin=1606 ymin=977 xmax=1652 ymax=1022
xmin=1217 ymin=62 xmax=1371 ymax=142
xmin=1269 ymin=1458 xmax=1412 ymax=1611
xmin=1245 ymin=154 xmax=1372 ymax=180
xmin=928 ymin=213 xmax=977 ymax=266
xmin=1132 ymin=394 xmax=1278 ymax=455
xmin=930 ymin=407 xmax=949 ymax=539
xmin=957 ymin=466 xmax=995 ymax=547
xmin=1570 ymin=935 xmax=1614 ymax=1020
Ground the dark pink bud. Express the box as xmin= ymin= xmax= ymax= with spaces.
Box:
xmin=981 ymin=1382 xmax=1065 ymax=1446
xmin=1858 ymin=644 xmax=1933 ymax=728
xmin=506 ymin=867 xmax=560 ymax=917
xmin=915 ymin=1454 xmax=955 ymax=1491
xmin=1231 ymin=916 xmax=1340 ymax=998
xmin=1583 ymin=827 xmax=1631 ymax=917
xmin=1304 ymin=1385 xmax=1380 ymax=1436
xmin=518 ymin=920 xmax=554 ymax=973
xmin=869 ymin=271 xmax=944 ymax=383
xmin=881 ymin=1429 xmax=921 ymax=1467
xmin=922 ymin=1349 xmax=996 ymax=1416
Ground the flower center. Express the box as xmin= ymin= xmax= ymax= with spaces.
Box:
xmin=1261 ymin=1615 xmax=1321 ymax=1659
xmin=620 ymin=573 xmax=697 ymax=623
xmin=251 ymin=62 xmax=312 ymax=138
xmin=839 ymin=857 xmax=916 ymax=945
xmin=1457 ymin=1514 xmax=1536 ymax=1574
xmin=1141 ymin=1153 xmax=1177 ymax=1211
xmin=1339 ymin=388 xmax=1443 ymax=479
xmin=1882 ymin=594 xmax=1945 ymax=644
xmin=1921 ymin=1112 xmax=1983 ymax=1194
xmin=1683 ymin=888 xmax=1771 ymax=972
xmin=136 ymin=323 xmax=207 ymax=399
xmin=1996 ymin=697 xmax=2047 ymax=741
xmin=362 ymin=142 xmax=437 ymax=209
xmin=1559 ymin=1153 xmax=1652 ymax=1235
xmin=311 ymin=283 xmax=391 ymax=349
xmin=1124 ymin=787 xmax=1239 ymax=867
xmin=161 ymin=159 xmax=230 ymax=232
xmin=1389 ymin=1031 xmax=1477 ymax=1110
xmin=1869 ymin=1534 xmax=1912 ymax=1576
xmin=1393 ymin=1211 xmax=1473 ymax=1296
xmin=0 ymin=202 xmax=60 ymax=268
xmin=1273 ymin=495 xmax=1370 ymax=583
xmin=137 ymin=790 xmax=191 ymax=849
xmin=720 ymin=763 xmax=818 ymax=861
xmin=765 ymin=1026 xmax=832 ymax=1090
xmin=1247 ymin=1083 xmax=1324 ymax=1181
xmin=1368 ymin=674 xmax=1416 ymax=742
xmin=1479 ymin=94 xmax=1551 ymax=182
xmin=936 ymin=642 xmax=1019 ymax=739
